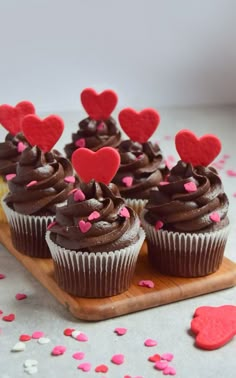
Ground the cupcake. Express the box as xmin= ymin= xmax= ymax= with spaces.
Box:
xmin=2 ymin=114 xmax=75 ymax=258
xmin=112 ymin=107 xmax=169 ymax=214
xmin=46 ymin=147 xmax=145 ymax=297
xmin=0 ymin=101 xmax=35 ymax=222
xmin=64 ymin=88 xmax=122 ymax=159
xmin=141 ymin=129 xmax=230 ymax=277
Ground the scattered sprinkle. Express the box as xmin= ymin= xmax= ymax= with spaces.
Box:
xmin=71 ymin=330 xmax=81 ymax=339
xmin=15 ymin=293 xmax=27 ymax=300
xmin=19 ymin=334 xmax=31 ymax=342
xmin=38 ymin=337 xmax=50 ymax=344
xmin=111 ymin=354 xmax=125 ymax=365
xmin=5 ymin=173 xmax=16 ymax=181
xmin=155 ymin=220 xmax=164 ymax=230
xmin=138 ymin=280 xmax=155 ymax=289
xmin=122 ymin=176 xmax=133 ymax=187
xmin=75 ymin=138 xmax=86 ymax=148
xmin=154 ymin=360 xmax=168 ymax=370
xmin=24 ymin=366 xmax=38 ymax=375
xmin=184 ymin=182 xmax=197 ymax=193
xmin=64 ymin=328 xmax=75 ymax=336
xmin=72 ymin=352 xmax=85 ymax=360
xmin=76 ymin=332 xmax=88 ymax=342
xmin=119 ymin=207 xmax=130 ymax=218
xmin=74 ymin=189 xmax=86 ymax=202
xmin=32 ymin=331 xmax=44 ymax=339
xmin=97 ymin=122 xmax=105 ymax=131
xmin=88 ymin=211 xmax=100 ymax=221
xmin=159 ymin=181 xmax=169 ymax=186
xmin=51 ymin=345 xmax=66 ymax=356
xmin=226 ymin=170 xmax=236 ymax=177
xmin=3 ymin=313 xmax=15 ymax=322
xmin=95 ymin=364 xmax=109 ymax=373
xmin=26 ymin=180 xmax=37 ymax=188
xmin=144 ymin=338 xmax=157 ymax=347
xmin=163 ymin=366 xmax=176 ymax=375
xmin=47 ymin=221 xmax=57 ymax=230
xmin=0 ymin=274 xmax=6 ymax=279
xmin=114 ymin=327 xmax=127 ymax=336
xmin=78 ymin=220 xmax=92 ymax=233
xmin=24 ymin=360 xmax=38 ymax=368
xmin=77 ymin=362 xmax=92 ymax=372
xmin=148 ymin=354 xmax=161 ymax=362
xmin=161 ymin=353 xmax=174 ymax=361
xmin=11 ymin=341 xmax=26 ymax=352
xmin=64 ymin=176 xmax=75 ymax=184
xmin=209 ymin=212 xmax=220 ymax=223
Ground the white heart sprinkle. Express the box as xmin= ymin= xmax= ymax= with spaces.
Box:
xmin=11 ymin=342 xmax=26 ymax=352
xmin=37 ymin=337 xmax=50 ymax=344
xmin=24 ymin=360 xmax=38 ymax=368
xmin=24 ymin=366 xmax=38 ymax=375
xmin=71 ymin=330 xmax=81 ymax=339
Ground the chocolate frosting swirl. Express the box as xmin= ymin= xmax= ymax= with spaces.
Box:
xmin=145 ymin=160 xmax=229 ymax=232
xmin=49 ymin=180 xmax=140 ymax=252
xmin=112 ymin=140 xmax=169 ymax=199
xmin=5 ymin=146 xmax=75 ymax=215
xmin=0 ymin=132 xmax=29 ymax=176
xmin=64 ymin=117 xmax=122 ymax=159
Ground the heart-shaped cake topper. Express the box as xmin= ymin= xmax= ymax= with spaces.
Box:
xmin=22 ymin=114 xmax=64 ymax=152
xmin=118 ymin=108 xmax=160 ymax=143
xmin=0 ymin=101 xmax=35 ymax=135
xmin=80 ymin=88 xmax=118 ymax=120
xmin=72 ymin=147 xmax=120 ymax=184
xmin=175 ymin=129 xmax=221 ymax=167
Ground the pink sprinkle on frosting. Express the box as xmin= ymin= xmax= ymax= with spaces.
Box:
xmin=210 ymin=212 xmax=220 ymax=223
xmin=74 ymin=189 xmax=85 ymax=202
xmin=5 ymin=173 xmax=16 ymax=181
xmin=26 ymin=180 xmax=37 ymax=188
xmin=155 ymin=220 xmax=163 ymax=230
xmin=75 ymin=138 xmax=86 ymax=148
xmin=184 ymin=182 xmax=197 ymax=192
xmin=64 ymin=176 xmax=75 ymax=184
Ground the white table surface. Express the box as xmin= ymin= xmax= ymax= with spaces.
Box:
xmin=0 ymin=105 xmax=236 ymax=378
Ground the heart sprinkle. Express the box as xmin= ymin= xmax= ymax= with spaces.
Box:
xmin=114 ymin=327 xmax=127 ymax=336
xmin=155 ymin=220 xmax=164 ymax=230
xmin=19 ymin=334 xmax=32 ymax=342
xmin=138 ymin=280 xmax=155 ymax=289
xmin=5 ymin=173 xmax=16 ymax=181
xmin=51 ymin=345 xmax=66 ymax=356
xmin=0 ymin=274 xmax=6 ymax=279
xmin=47 ymin=221 xmax=57 ymax=230
xmin=122 ymin=176 xmax=133 ymax=187
xmin=148 ymin=354 xmax=161 ymax=362
xmin=111 ymin=354 xmax=125 ymax=365
xmin=76 ymin=332 xmax=88 ymax=342
xmin=161 ymin=353 xmax=174 ymax=361
xmin=119 ymin=207 xmax=130 ymax=218
xmin=32 ymin=331 xmax=44 ymax=339
xmin=75 ymin=138 xmax=86 ymax=148
xmin=3 ymin=313 xmax=15 ymax=322
xmin=144 ymin=338 xmax=157 ymax=347
xmin=24 ymin=366 xmax=38 ymax=375
xmin=26 ymin=180 xmax=37 ymax=188
xmin=154 ymin=360 xmax=168 ymax=370
xmin=226 ymin=170 xmax=236 ymax=177
xmin=163 ymin=366 xmax=176 ymax=375
xmin=77 ymin=362 xmax=92 ymax=372
xmin=74 ymin=189 xmax=86 ymax=202
xmin=184 ymin=182 xmax=197 ymax=192
xmin=11 ymin=342 xmax=26 ymax=352
xmin=72 ymin=352 xmax=85 ymax=360
xmin=24 ymin=360 xmax=38 ymax=368
xmin=64 ymin=176 xmax=75 ymax=184
xmin=88 ymin=211 xmax=100 ymax=221
xmin=17 ymin=141 xmax=27 ymax=153
xmin=97 ymin=122 xmax=105 ymax=131
xmin=78 ymin=220 xmax=92 ymax=233
xmin=38 ymin=337 xmax=50 ymax=344
xmin=15 ymin=293 xmax=27 ymax=300
xmin=71 ymin=330 xmax=81 ymax=339
xmin=95 ymin=364 xmax=109 ymax=373
xmin=159 ymin=181 xmax=169 ymax=186
xmin=209 ymin=212 xmax=220 ymax=223
xmin=64 ymin=328 xmax=75 ymax=336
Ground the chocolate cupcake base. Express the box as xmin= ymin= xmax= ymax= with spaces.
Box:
xmin=141 ymin=211 xmax=230 ymax=277
xmin=46 ymin=229 xmax=145 ymax=298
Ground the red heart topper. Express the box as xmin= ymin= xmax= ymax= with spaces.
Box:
xmin=0 ymin=101 xmax=35 ymax=135
xmin=118 ymin=108 xmax=160 ymax=143
xmin=72 ymin=147 xmax=120 ymax=185
xmin=175 ymin=129 xmax=221 ymax=167
xmin=80 ymin=88 xmax=118 ymax=120
xmin=22 ymin=114 xmax=64 ymax=152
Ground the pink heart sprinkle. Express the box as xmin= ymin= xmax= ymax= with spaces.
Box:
xmin=155 ymin=220 xmax=163 ymax=230
xmin=76 ymin=332 xmax=88 ymax=342
xmin=210 ymin=212 xmax=220 ymax=223
xmin=72 ymin=352 xmax=85 ymax=360
xmin=163 ymin=366 xmax=176 ymax=375
xmin=0 ymin=309 xmax=3 ymax=314
xmin=75 ymin=138 xmax=86 ymax=148
xmin=78 ymin=220 xmax=92 ymax=233
xmin=233 ymin=192 xmax=236 ymax=198
xmin=88 ymin=211 xmax=100 ymax=221
xmin=223 ymin=154 xmax=230 ymax=159
xmin=122 ymin=176 xmax=133 ymax=187
xmin=74 ymin=189 xmax=85 ymax=202
xmin=111 ymin=354 xmax=125 ymax=365
xmin=144 ymin=338 xmax=157 ymax=347
xmin=77 ymin=362 xmax=91 ymax=372
xmin=17 ymin=142 xmax=27 ymax=153
xmin=136 ymin=154 xmax=144 ymax=160
xmin=64 ymin=176 xmax=75 ymax=184
xmin=114 ymin=328 xmax=127 ymax=336
xmin=97 ymin=122 xmax=105 ymax=131
xmin=161 ymin=353 xmax=174 ymax=362
xmin=184 ymin=182 xmax=197 ymax=192
xmin=154 ymin=360 xmax=168 ymax=370
xmin=119 ymin=207 xmax=130 ymax=218
xmin=15 ymin=293 xmax=27 ymax=300
xmin=5 ymin=173 xmax=16 ymax=181
xmin=159 ymin=181 xmax=169 ymax=186
xmin=138 ymin=280 xmax=155 ymax=289
xmin=32 ymin=331 xmax=44 ymax=339
xmin=52 ymin=345 xmax=66 ymax=356
xmin=47 ymin=221 xmax=57 ymax=230
xmin=226 ymin=170 xmax=236 ymax=177
xmin=26 ymin=180 xmax=37 ymax=188
xmin=0 ymin=274 xmax=6 ymax=279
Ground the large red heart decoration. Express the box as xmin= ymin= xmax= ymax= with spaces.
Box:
xmin=175 ymin=129 xmax=221 ymax=167
xmin=118 ymin=108 xmax=160 ymax=143
xmin=191 ymin=305 xmax=236 ymax=350
xmin=0 ymin=101 xmax=35 ymax=135
xmin=80 ymin=88 xmax=118 ymax=120
xmin=72 ymin=147 xmax=120 ymax=184
xmin=22 ymin=114 xmax=64 ymax=152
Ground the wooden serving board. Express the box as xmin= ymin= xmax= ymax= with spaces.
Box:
xmin=0 ymin=224 xmax=236 ymax=321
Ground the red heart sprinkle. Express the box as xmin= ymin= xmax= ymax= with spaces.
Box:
xmin=88 ymin=211 xmax=100 ymax=221
xmin=155 ymin=221 xmax=163 ymax=230
xmin=15 ymin=293 xmax=27 ymax=300
xmin=118 ymin=108 xmax=160 ymax=143
xmin=184 ymin=182 xmax=197 ymax=192
xmin=209 ymin=212 xmax=220 ymax=223
xmin=22 ymin=114 xmax=64 ymax=152
xmin=72 ymin=147 xmax=120 ymax=185
xmin=95 ymin=364 xmax=109 ymax=373
xmin=75 ymin=138 xmax=86 ymax=148
xmin=3 ymin=313 xmax=15 ymax=322
xmin=138 ymin=280 xmax=155 ymax=289
xmin=175 ymin=130 xmax=221 ymax=167
xmin=119 ymin=207 xmax=130 ymax=218
xmin=81 ymin=88 xmax=118 ymax=120
xmin=148 ymin=354 xmax=161 ymax=362
xmin=0 ymin=101 xmax=35 ymax=135
xmin=78 ymin=220 xmax=92 ymax=233
xmin=63 ymin=328 xmax=75 ymax=336
xmin=114 ymin=327 xmax=127 ymax=336
xmin=0 ymin=274 xmax=6 ymax=279
xmin=19 ymin=334 xmax=31 ymax=342
xmin=122 ymin=176 xmax=133 ymax=187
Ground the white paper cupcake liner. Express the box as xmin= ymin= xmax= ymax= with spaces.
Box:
xmin=141 ymin=210 xmax=230 ymax=277
xmin=46 ymin=228 xmax=145 ymax=298
xmin=1 ymin=195 xmax=55 ymax=258
xmin=124 ymin=198 xmax=148 ymax=217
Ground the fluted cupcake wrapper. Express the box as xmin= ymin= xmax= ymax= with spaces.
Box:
xmin=1 ymin=196 xmax=54 ymax=258
xmin=124 ymin=198 xmax=148 ymax=217
xmin=0 ymin=177 xmax=9 ymax=223
xmin=46 ymin=228 xmax=145 ymax=298
xmin=141 ymin=210 xmax=230 ymax=277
